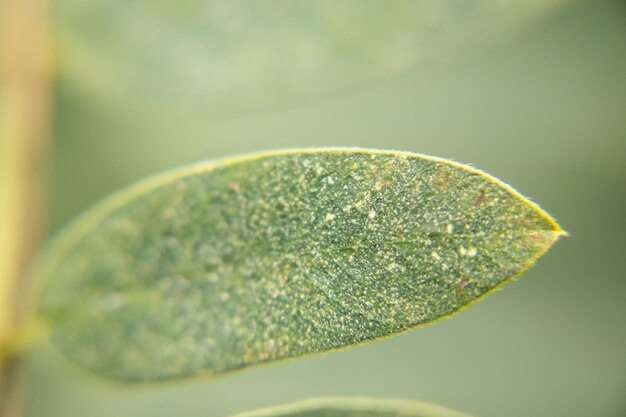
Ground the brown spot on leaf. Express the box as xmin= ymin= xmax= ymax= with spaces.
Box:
xmin=526 ymin=231 xmax=550 ymax=246
xmin=435 ymin=170 xmax=452 ymax=188
xmin=472 ymin=189 xmax=487 ymax=206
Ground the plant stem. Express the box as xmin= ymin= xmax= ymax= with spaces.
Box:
xmin=0 ymin=0 xmax=52 ymax=414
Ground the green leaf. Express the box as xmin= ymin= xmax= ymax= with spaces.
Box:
xmin=54 ymin=0 xmax=573 ymax=120
xmin=35 ymin=149 xmax=564 ymax=381
xmin=229 ymin=398 xmax=475 ymax=417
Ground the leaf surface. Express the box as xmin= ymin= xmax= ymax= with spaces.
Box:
xmin=36 ymin=149 xmax=564 ymax=381
xmin=229 ymin=398 xmax=474 ymax=417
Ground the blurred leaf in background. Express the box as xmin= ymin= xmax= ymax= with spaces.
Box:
xmin=228 ymin=398 xmax=474 ymax=417
xmin=53 ymin=0 xmax=571 ymax=121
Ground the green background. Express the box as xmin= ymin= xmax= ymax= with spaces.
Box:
xmin=24 ymin=0 xmax=626 ymax=416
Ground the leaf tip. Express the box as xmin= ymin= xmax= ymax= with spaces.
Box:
xmin=536 ymin=207 xmax=569 ymax=240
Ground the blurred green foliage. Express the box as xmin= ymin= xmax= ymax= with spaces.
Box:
xmin=53 ymin=0 xmax=568 ymax=119
xmin=20 ymin=0 xmax=626 ymax=416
